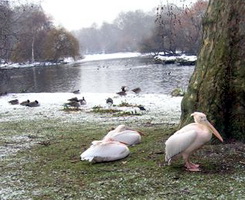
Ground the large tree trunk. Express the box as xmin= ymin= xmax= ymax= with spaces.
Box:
xmin=180 ymin=0 xmax=245 ymax=141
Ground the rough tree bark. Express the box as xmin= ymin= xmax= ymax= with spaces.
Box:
xmin=180 ymin=0 xmax=245 ymax=141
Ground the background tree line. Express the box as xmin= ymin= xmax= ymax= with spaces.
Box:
xmin=1 ymin=0 xmax=207 ymax=64
xmin=0 ymin=1 xmax=79 ymax=63
xmin=74 ymin=0 xmax=208 ymax=55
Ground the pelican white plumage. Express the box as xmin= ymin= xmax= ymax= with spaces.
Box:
xmin=165 ymin=112 xmax=223 ymax=171
xmin=80 ymin=139 xmax=130 ymax=163
xmin=103 ymin=125 xmax=142 ymax=146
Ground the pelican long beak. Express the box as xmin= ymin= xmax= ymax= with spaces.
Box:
xmin=105 ymin=138 xmax=129 ymax=145
xmin=119 ymin=141 xmax=129 ymax=145
xmin=207 ymin=121 xmax=223 ymax=142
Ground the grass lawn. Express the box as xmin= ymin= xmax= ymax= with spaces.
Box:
xmin=0 ymin=119 xmax=244 ymax=199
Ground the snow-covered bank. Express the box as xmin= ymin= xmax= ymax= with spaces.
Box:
xmin=0 ymin=92 xmax=182 ymax=125
xmin=78 ymin=52 xmax=142 ymax=62
xmin=154 ymin=54 xmax=197 ymax=65
xmin=0 ymin=52 xmax=143 ymax=69
xmin=0 ymin=61 xmax=61 ymax=69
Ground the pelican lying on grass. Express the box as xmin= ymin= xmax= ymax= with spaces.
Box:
xmin=80 ymin=139 xmax=130 ymax=163
xmin=103 ymin=125 xmax=142 ymax=146
xmin=165 ymin=112 xmax=223 ymax=171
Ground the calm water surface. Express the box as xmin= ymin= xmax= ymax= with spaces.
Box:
xmin=0 ymin=57 xmax=194 ymax=94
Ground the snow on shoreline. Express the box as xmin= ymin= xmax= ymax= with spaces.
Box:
xmin=0 ymin=52 xmax=142 ymax=69
xmin=0 ymin=92 xmax=182 ymax=125
xmin=78 ymin=52 xmax=142 ymax=62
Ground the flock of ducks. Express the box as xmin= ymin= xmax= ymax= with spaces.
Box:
xmin=6 ymin=86 xmax=142 ymax=110
xmin=8 ymin=99 xmax=40 ymax=107
xmin=63 ymin=86 xmax=143 ymax=110
xmin=116 ymin=86 xmax=141 ymax=96
xmin=81 ymin=124 xmax=143 ymax=162
xmin=64 ymin=96 xmax=87 ymax=109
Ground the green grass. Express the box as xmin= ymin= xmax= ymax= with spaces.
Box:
xmin=90 ymin=105 xmax=142 ymax=117
xmin=91 ymin=105 xmax=120 ymax=114
xmin=118 ymin=101 xmax=136 ymax=107
xmin=0 ymin=120 xmax=244 ymax=200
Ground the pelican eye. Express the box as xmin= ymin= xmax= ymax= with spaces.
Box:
xmin=202 ymin=117 xmax=207 ymax=121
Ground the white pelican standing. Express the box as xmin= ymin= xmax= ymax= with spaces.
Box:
xmin=103 ymin=125 xmax=142 ymax=146
xmin=80 ymin=139 xmax=130 ymax=163
xmin=165 ymin=112 xmax=223 ymax=171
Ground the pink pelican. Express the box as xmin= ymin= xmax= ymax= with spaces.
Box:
xmin=165 ymin=112 xmax=223 ymax=171
xmin=103 ymin=125 xmax=142 ymax=146
xmin=80 ymin=139 xmax=129 ymax=163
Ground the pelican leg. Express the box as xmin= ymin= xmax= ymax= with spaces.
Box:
xmin=183 ymin=154 xmax=201 ymax=171
xmin=185 ymin=162 xmax=201 ymax=172
xmin=189 ymin=162 xmax=199 ymax=168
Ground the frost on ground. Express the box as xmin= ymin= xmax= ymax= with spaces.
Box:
xmin=0 ymin=92 xmax=182 ymax=199
xmin=0 ymin=92 xmax=182 ymax=124
xmin=0 ymin=92 xmax=182 ymax=157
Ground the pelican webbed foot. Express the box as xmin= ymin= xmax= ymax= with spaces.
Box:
xmin=186 ymin=167 xmax=201 ymax=172
xmin=185 ymin=162 xmax=201 ymax=171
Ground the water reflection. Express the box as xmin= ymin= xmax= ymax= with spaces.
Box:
xmin=0 ymin=57 xmax=194 ymax=94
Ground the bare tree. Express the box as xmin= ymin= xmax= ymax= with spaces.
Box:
xmin=11 ymin=4 xmax=52 ymax=62
xmin=145 ymin=0 xmax=208 ymax=55
xmin=175 ymin=0 xmax=208 ymax=54
xmin=0 ymin=1 xmax=13 ymax=61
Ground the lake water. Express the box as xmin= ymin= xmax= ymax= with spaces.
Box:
xmin=0 ymin=56 xmax=194 ymax=95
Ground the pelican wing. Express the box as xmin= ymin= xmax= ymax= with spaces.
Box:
xmin=114 ymin=125 xmax=127 ymax=132
xmin=80 ymin=141 xmax=130 ymax=163
xmin=103 ymin=130 xmax=116 ymax=139
xmin=165 ymin=129 xmax=197 ymax=163
xmin=112 ymin=130 xmax=141 ymax=145
xmin=103 ymin=125 xmax=127 ymax=139
xmin=104 ymin=130 xmax=141 ymax=145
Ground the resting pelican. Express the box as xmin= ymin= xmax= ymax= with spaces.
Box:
xmin=165 ymin=112 xmax=223 ymax=171
xmin=103 ymin=125 xmax=142 ymax=146
xmin=80 ymin=139 xmax=130 ymax=163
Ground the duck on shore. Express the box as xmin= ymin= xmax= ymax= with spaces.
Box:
xmin=8 ymin=99 xmax=19 ymax=105
xmin=20 ymin=100 xmax=30 ymax=106
xmin=26 ymin=100 xmax=40 ymax=107
xmin=132 ymin=87 xmax=141 ymax=95
xmin=116 ymin=86 xmax=127 ymax=96
xmin=79 ymin=97 xmax=87 ymax=105
xmin=106 ymin=97 xmax=113 ymax=107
